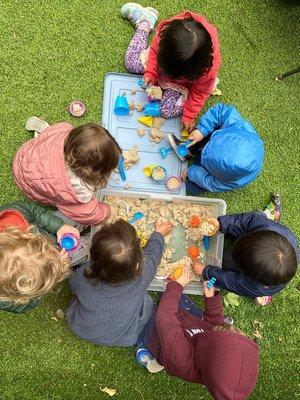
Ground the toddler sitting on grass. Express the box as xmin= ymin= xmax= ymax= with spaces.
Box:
xmin=67 ymin=219 xmax=172 ymax=360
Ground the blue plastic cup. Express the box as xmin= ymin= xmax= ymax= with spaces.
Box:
xmin=144 ymin=101 xmax=160 ymax=117
xmin=114 ymin=95 xmax=130 ymax=116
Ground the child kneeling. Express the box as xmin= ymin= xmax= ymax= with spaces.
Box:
xmin=67 ymin=219 xmax=173 ymax=346
xmin=145 ymin=268 xmax=259 ymax=399
xmin=192 ymin=194 xmax=299 ymax=305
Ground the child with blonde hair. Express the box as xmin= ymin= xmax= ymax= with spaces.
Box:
xmin=13 ymin=118 xmax=122 ymax=226
xmin=0 ymin=201 xmax=74 ymax=313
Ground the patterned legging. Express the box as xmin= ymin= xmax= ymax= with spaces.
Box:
xmin=125 ymin=27 xmax=183 ymax=119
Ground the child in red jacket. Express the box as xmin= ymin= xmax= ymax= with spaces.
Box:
xmin=121 ymin=4 xmax=221 ymax=131
xmin=146 ymin=268 xmax=259 ymax=400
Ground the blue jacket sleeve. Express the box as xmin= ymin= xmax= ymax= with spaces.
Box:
xmin=202 ymin=265 xmax=285 ymax=297
xmin=218 ymin=212 xmax=268 ymax=237
xmin=196 ymin=103 xmax=243 ymax=137
xmin=187 ymin=164 xmax=240 ymax=192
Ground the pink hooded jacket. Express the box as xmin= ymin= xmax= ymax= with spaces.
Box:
xmin=13 ymin=122 xmax=110 ymax=225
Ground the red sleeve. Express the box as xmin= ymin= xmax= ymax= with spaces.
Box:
xmin=202 ymin=292 xmax=225 ymax=326
xmin=182 ymin=74 xmax=217 ymax=123
xmin=155 ymin=282 xmax=200 ymax=380
xmin=58 ymin=198 xmax=110 ymax=226
xmin=144 ymin=34 xmax=159 ymax=84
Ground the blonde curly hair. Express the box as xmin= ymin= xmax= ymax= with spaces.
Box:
xmin=0 ymin=228 xmax=70 ymax=304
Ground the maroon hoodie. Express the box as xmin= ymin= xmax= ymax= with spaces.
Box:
xmin=149 ymin=282 xmax=259 ymax=400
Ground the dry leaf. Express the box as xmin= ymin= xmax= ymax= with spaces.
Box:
xmin=252 ymin=320 xmax=263 ymax=329
xmin=212 ymin=88 xmax=223 ymax=96
xmin=51 ymin=316 xmax=58 ymax=322
xmin=253 ymin=330 xmax=263 ymax=340
xmin=56 ymin=309 xmax=65 ymax=319
xmin=100 ymin=387 xmax=117 ymax=397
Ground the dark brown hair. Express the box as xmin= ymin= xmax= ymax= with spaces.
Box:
xmin=158 ymin=15 xmax=213 ymax=80
xmin=232 ymin=230 xmax=297 ymax=286
xmin=64 ymin=123 xmax=121 ymax=188
xmin=85 ymin=219 xmax=143 ymax=284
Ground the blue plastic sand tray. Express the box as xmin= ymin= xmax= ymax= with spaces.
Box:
xmin=101 ymin=72 xmax=186 ymax=195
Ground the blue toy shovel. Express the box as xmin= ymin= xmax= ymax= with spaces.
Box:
xmin=128 ymin=212 xmax=144 ymax=224
xmin=158 ymin=146 xmax=173 ymax=159
xmin=203 ymin=235 xmax=210 ymax=251
xmin=118 ymin=155 xmax=127 ymax=181
xmin=177 ymin=140 xmax=193 ymax=158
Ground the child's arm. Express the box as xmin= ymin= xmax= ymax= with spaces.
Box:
xmin=218 ymin=212 xmax=269 ymax=237
xmin=2 ymin=201 xmax=64 ymax=235
xmin=202 ymin=266 xmax=284 ymax=297
xmin=187 ymin=164 xmax=240 ymax=192
xmin=144 ymin=34 xmax=159 ymax=84
xmin=156 ymin=280 xmax=199 ymax=377
xmin=57 ymin=198 xmax=110 ymax=226
xmin=141 ymin=222 xmax=173 ymax=288
xmin=194 ymin=103 xmax=243 ymax=137
xmin=202 ymin=283 xmax=225 ymax=325
xmin=182 ymin=76 xmax=217 ymax=125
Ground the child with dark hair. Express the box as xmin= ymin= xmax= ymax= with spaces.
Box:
xmin=145 ymin=268 xmax=259 ymax=400
xmin=192 ymin=194 xmax=299 ymax=305
xmin=121 ymin=4 xmax=221 ymax=131
xmin=13 ymin=118 xmax=121 ymax=226
xmin=67 ymin=219 xmax=173 ymax=348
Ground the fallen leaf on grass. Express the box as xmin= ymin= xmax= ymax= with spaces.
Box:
xmin=100 ymin=387 xmax=117 ymax=397
xmin=252 ymin=320 xmax=263 ymax=329
xmin=56 ymin=309 xmax=65 ymax=319
xmin=212 ymin=88 xmax=223 ymax=96
xmin=224 ymin=292 xmax=240 ymax=308
xmin=253 ymin=330 xmax=263 ymax=340
xmin=51 ymin=316 xmax=58 ymax=322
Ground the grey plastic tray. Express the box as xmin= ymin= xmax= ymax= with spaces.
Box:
xmin=95 ymin=189 xmax=226 ymax=295
xmin=101 ymin=72 xmax=186 ymax=196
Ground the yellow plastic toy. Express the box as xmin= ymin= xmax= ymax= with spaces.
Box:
xmin=138 ymin=116 xmax=154 ymax=127
xmin=181 ymin=129 xmax=189 ymax=140
xmin=136 ymin=228 xmax=147 ymax=247
xmin=143 ymin=164 xmax=157 ymax=178
xmin=169 ymin=266 xmax=183 ymax=281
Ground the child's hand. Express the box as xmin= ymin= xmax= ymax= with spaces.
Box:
xmin=175 ymin=266 xmax=190 ymax=288
xmin=192 ymin=259 xmax=205 ymax=276
xmin=143 ymin=76 xmax=151 ymax=85
xmin=182 ymin=121 xmax=196 ymax=132
xmin=203 ymin=281 xmax=215 ymax=298
xmin=188 ymin=129 xmax=204 ymax=145
xmin=60 ymin=249 xmax=70 ymax=265
xmin=155 ymin=221 xmax=173 ymax=236
xmin=180 ymin=168 xmax=188 ymax=182
xmin=57 ymin=225 xmax=80 ymax=243
xmin=207 ymin=218 xmax=220 ymax=233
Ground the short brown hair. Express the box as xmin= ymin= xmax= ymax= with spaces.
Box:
xmin=214 ymin=324 xmax=245 ymax=335
xmin=0 ymin=228 xmax=70 ymax=304
xmin=64 ymin=123 xmax=121 ymax=188
xmin=86 ymin=219 xmax=143 ymax=284
xmin=232 ymin=230 xmax=297 ymax=286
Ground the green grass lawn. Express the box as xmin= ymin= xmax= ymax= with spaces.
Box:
xmin=0 ymin=1 xmax=299 ymax=399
